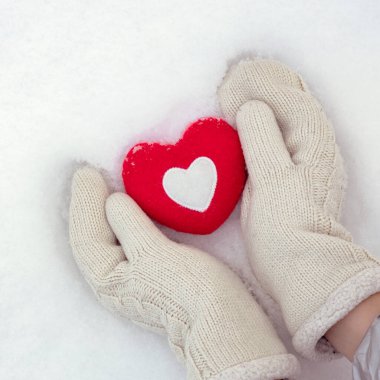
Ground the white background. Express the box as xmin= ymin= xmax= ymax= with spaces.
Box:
xmin=1 ymin=1 xmax=380 ymax=379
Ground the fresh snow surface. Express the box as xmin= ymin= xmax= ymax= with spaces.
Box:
xmin=1 ymin=1 xmax=380 ymax=379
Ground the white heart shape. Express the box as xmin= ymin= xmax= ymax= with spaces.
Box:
xmin=162 ymin=157 xmax=217 ymax=212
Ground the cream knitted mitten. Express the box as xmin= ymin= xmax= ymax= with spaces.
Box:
xmin=69 ymin=167 xmax=299 ymax=380
xmin=218 ymin=58 xmax=380 ymax=361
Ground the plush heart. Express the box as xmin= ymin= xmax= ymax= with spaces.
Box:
xmin=122 ymin=117 xmax=247 ymax=234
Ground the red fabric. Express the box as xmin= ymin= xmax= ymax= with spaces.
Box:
xmin=122 ymin=117 xmax=247 ymax=234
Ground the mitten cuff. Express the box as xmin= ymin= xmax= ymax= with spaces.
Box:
xmin=293 ymin=267 xmax=380 ymax=361
xmin=210 ymin=353 xmax=299 ymax=380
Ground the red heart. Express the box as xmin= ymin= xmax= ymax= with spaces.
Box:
xmin=122 ymin=117 xmax=247 ymax=234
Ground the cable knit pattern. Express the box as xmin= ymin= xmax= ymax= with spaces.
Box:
xmin=69 ymin=167 xmax=299 ymax=379
xmin=218 ymin=58 xmax=380 ymax=361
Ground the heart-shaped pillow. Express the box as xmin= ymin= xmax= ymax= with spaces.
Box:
xmin=122 ymin=117 xmax=247 ymax=234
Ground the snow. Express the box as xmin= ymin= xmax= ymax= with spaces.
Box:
xmin=1 ymin=0 xmax=380 ymax=379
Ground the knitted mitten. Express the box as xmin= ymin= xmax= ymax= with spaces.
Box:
xmin=69 ymin=167 xmax=299 ymax=380
xmin=218 ymin=58 xmax=380 ymax=361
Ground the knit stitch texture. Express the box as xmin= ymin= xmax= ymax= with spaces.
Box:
xmin=218 ymin=58 xmax=380 ymax=361
xmin=69 ymin=167 xmax=299 ymax=379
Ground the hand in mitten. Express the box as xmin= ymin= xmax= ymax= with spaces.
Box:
xmin=218 ymin=59 xmax=380 ymax=360
xmin=69 ymin=167 xmax=299 ymax=380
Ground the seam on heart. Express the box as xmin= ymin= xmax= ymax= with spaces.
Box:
xmin=162 ymin=156 xmax=218 ymax=213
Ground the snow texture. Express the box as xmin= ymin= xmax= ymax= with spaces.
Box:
xmin=1 ymin=1 xmax=380 ymax=379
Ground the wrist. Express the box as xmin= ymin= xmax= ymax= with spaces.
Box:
xmin=325 ymin=292 xmax=380 ymax=361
